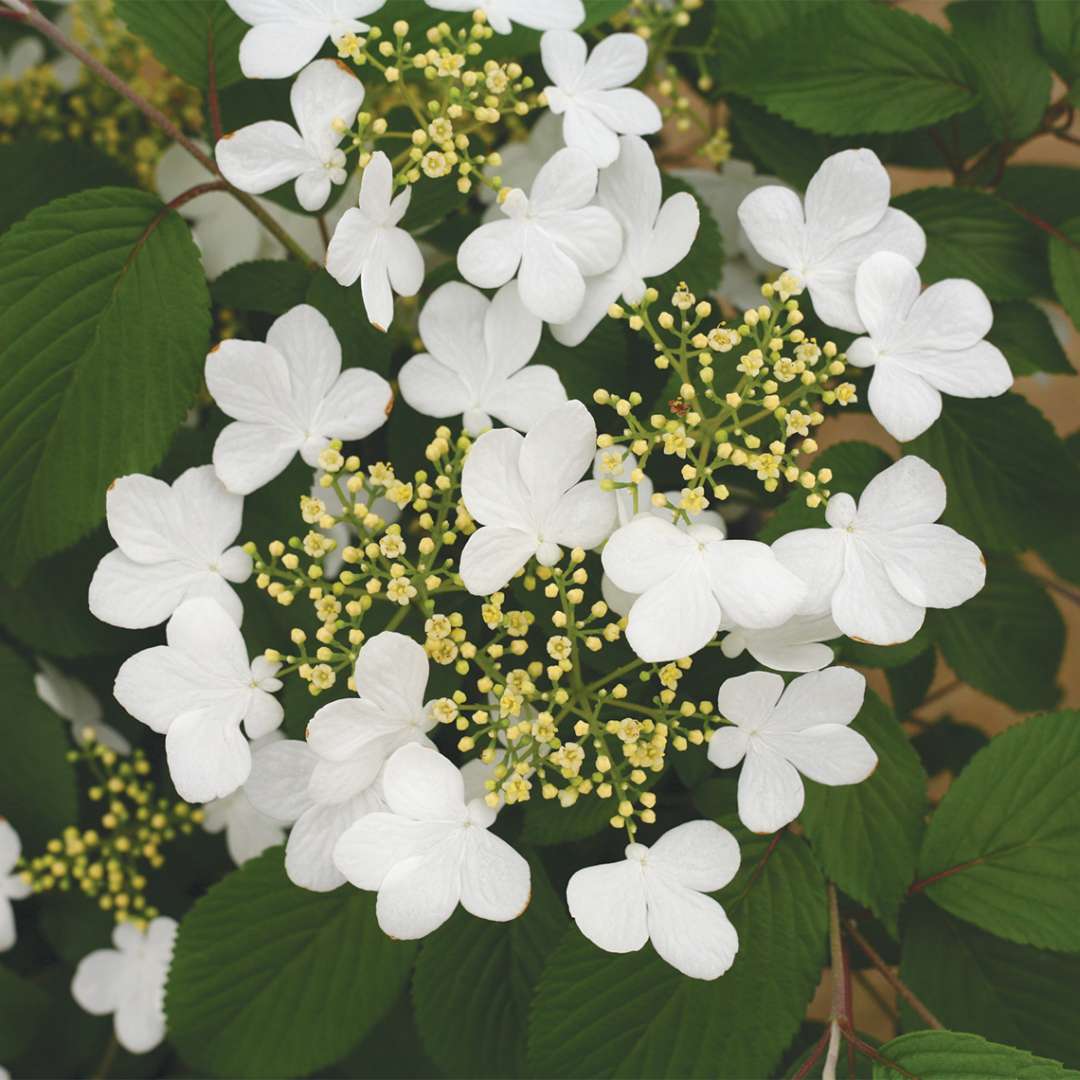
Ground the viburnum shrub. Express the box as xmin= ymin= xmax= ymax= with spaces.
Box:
xmin=1 ymin=1 xmax=1079 ymax=1078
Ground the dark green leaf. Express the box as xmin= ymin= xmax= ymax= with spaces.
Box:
xmin=886 ymin=647 xmax=936 ymax=718
xmin=839 ymin=626 xmax=932 ymax=671
xmin=166 ymin=849 xmax=416 ymax=1079
xmin=305 ymin=269 xmax=394 ymax=376
xmin=916 ymin=709 xmax=1080 ymax=951
xmin=930 ymin=557 xmax=1064 ymax=711
xmin=1036 ymin=430 xmax=1080 ymax=584
xmin=330 ymin=991 xmax=442 ymax=1079
xmin=873 ymin=1030 xmax=1077 ymax=1079
xmin=987 ymin=300 xmax=1075 ymax=376
xmin=0 ymin=187 xmax=211 ymax=584
xmin=0 ymin=964 xmax=51 ymax=1061
xmin=526 ymin=833 xmax=826 ymax=1079
xmin=400 ymin=176 xmax=465 ymax=235
xmin=910 ymin=716 xmax=988 ymax=778
xmin=1033 ymin=0 xmax=1080 ymax=82
xmin=532 ymin=316 xmax=628 ymax=406
xmin=1049 ymin=216 xmax=1080 ymax=331
xmin=211 ymin=259 xmax=315 ymax=315
xmin=999 ymin=166 xmax=1080 ymax=227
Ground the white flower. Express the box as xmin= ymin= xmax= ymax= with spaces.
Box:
xmin=675 ymin=160 xmax=789 ymax=311
xmin=206 ymin=302 xmax=392 ymax=494
xmin=399 ymin=281 xmax=565 ymax=436
xmin=71 ymin=918 xmax=177 ymax=1054
xmin=215 ymin=59 xmax=365 ymax=212
xmin=88 ymin=466 xmax=252 ymax=630
xmin=228 ymin=0 xmax=385 ymax=79
xmin=553 ymin=135 xmax=698 ymax=346
xmin=0 ymin=35 xmax=44 ymax=80
xmin=540 ymin=31 xmax=661 ymax=168
xmin=202 ymin=731 xmax=288 ymax=866
xmin=708 ymin=668 xmax=876 ymax=834
xmin=34 ymin=657 xmax=131 ymax=754
xmin=0 ymin=820 xmax=31 ymax=952
xmin=737 ymin=148 xmax=926 ymax=332
xmin=425 ymin=0 xmax=583 ymax=35
xmin=846 ymin=252 xmax=1013 ymax=441
xmin=459 ymin=400 xmax=615 ymax=595
xmin=719 ymin=612 xmax=840 ymax=674
xmin=481 ymin=111 xmax=564 ymax=209
xmin=457 ymin=147 xmax=622 ymax=324
xmin=566 ymin=820 xmax=740 ymax=980
xmin=601 ymin=515 xmax=807 ymax=662
xmin=325 ymin=150 xmax=425 ymax=331
xmin=113 ymin=598 xmax=283 ymax=802
xmin=334 ymin=744 xmax=531 ymax=939
xmin=773 ymin=456 xmax=986 ymax=646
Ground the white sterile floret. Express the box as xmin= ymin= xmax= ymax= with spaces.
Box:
xmin=215 ymin=59 xmax=364 ymax=212
xmin=425 ymin=0 xmax=583 ymax=35
xmin=737 ymin=148 xmax=926 ymax=333
xmin=481 ymin=111 xmax=564 ymax=209
xmin=206 ymin=303 xmax=392 ymax=494
xmin=325 ymin=150 xmax=426 ymax=331
xmin=0 ymin=820 xmax=31 ymax=953
xmin=88 ymin=466 xmax=252 ymax=630
xmin=708 ymin=668 xmax=876 ymax=834
xmin=553 ymin=135 xmax=699 ymax=346
xmin=773 ymin=456 xmax=986 ymax=647
xmin=334 ymin=744 xmax=531 ymax=939
xmin=399 ymin=281 xmax=565 ymax=436
xmin=202 ymin=731 xmax=288 ymax=866
xmin=601 ymin=514 xmax=807 ymax=663
xmin=459 ymin=400 xmax=616 ymax=595
xmin=540 ymin=31 xmax=662 ymax=168
xmin=566 ymin=820 xmax=740 ymax=980
xmin=846 ymin=251 xmax=1013 ymax=442
xmin=457 ymin=147 xmax=622 ymax=324
xmin=71 ymin=918 xmax=177 ymax=1054
xmin=719 ymin=611 xmax=841 ymax=674
xmin=113 ymin=598 xmax=284 ymax=803
xmin=35 ymin=657 xmax=130 ymax=754
xmin=227 ymin=0 xmax=385 ymax=80
xmin=0 ymin=35 xmax=44 ymax=81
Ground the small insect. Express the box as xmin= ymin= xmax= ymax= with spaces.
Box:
xmin=668 ymin=398 xmax=689 ymax=417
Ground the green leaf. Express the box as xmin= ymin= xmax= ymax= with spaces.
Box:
xmin=916 ymin=709 xmax=1080 ymax=951
xmin=886 ymin=646 xmax=937 ymax=718
xmin=1049 ymin=217 xmax=1080 ymax=331
xmin=801 ymin=693 xmax=926 ymax=928
xmin=0 ymin=187 xmax=211 ymax=584
xmin=1035 ymin=430 xmax=1080 ymax=584
xmin=211 ymin=260 xmax=315 ymax=316
xmin=873 ymin=1030 xmax=1078 ymax=1079
xmin=721 ymin=5 xmax=977 ymax=136
xmin=987 ymin=300 xmax=1075 ymax=376
xmin=330 ymin=991 xmax=441 ymax=1079
xmin=522 ymin=777 xmax=627 ymax=846
xmin=930 ymin=557 xmax=1064 ymax=711
xmin=413 ymin=856 xmax=566 ymax=1077
xmin=839 ymin=626 xmax=932 ymax=671
xmin=893 ymin=188 xmax=1052 ymax=300
xmin=0 ymin=644 xmax=78 ymax=851
xmin=531 ymin=317 xmax=628 ymax=406
xmin=305 ymin=269 xmax=394 ymax=376
xmin=901 ymin=896 xmax=1080 ymax=1069
xmin=114 ymin=0 xmax=247 ymax=90
xmin=999 ymin=165 xmax=1080 ymax=227
xmin=757 ymin=441 xmax=892 ymax=543
xmin=400 ymin=176 xmax=465 ymax=235
xmin=905 ymin=393 xmax=1080 ymax=552
xmin=526 ymin=833 xmax=826 ymax=1079
xmin=0 ymin=141 xmax=130 ymax=235
xmin=1033 ymin=0 xmax=1080 ymax=83
xmin=0 ymin=965 xmax=51 ymax=1061
xmin=947 ymin=1 xmax=1052 ymax=140
xmin=166 ymin=849 xmax=416 ymax=1079
xmin=910 ymin=716 xmax=988 ymax=778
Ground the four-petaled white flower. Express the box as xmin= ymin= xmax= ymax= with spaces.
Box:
xmin=35 ymin=657 xmax=131 ymax=754
xmin=88 ymin=466 xmax=252 ymax=630
xmin=540 ymin=31 xmax=661 ymax=168
xmin=459 ymin=400 xmax=615 ymax=595
xmin=566 ymin=820 xmax=740 ymax=980
xmin=227 ymin=0 xmax=385 ymax=79
xmin=325 ymin=150 xmax=426 ymax=331
xmin=601 ymin=514 xmax=807 ymax=662
xmin=113 ymin=598 xmax=284 ymax=803
xmin=202 ymin=731 xmax=288 ymax=866
xmin=737 ymin=148 xmax=926 ymax=333
xmin=207 ymin=302 xmax=392 ymax=494
xmin=846 ymin=251 xmax=1013 ymax=441
xmin=216 ymin=59 xmax=365 ymax=211
xmin=0 ymin=820 xmax=31 ymax=952
xmin=719 ymin=611 xmax=840 ymax=674
xmin=399 ymin=281 xmax=565 ymax=436
xmin=334 ymin=744 xmax=531 ymax=939
xmin=708 ymin=668 xmax=876 ymax=834
xmin=773 ymin=456 xmax=986 ymax=646
xmin=553 ymin=135 xmax=699 ymax=346
xmin=457 ymin=147 xmax=622 ymax=324
xmin=425 ymin=0 xmax=583 ymax=35
xmin=71 ymin=918 xmax=177 ymax=1054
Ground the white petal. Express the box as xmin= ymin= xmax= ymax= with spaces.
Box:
xmin=581 ymin=32 xmax=647 ymax=91
xmin=765 ymin=725 xmax=878 ymax=787
xmin=361 ymin=252 xmax=394 ymax=333
xmin=876 ymin=523 xmax=986 ymax=610
xmin=856 ymin=455 xmax=946 ymax=530
xmin=704 ymin=539 xmax=806 ymax=629
xmin=71 ymin=949 xmax=123 ymax=1015
xmin=897 ymin=341 xmax=1013 ymax=400
xmin=89 ymin=551 xmax=194 ymax=630
xmin=484 ymin=365 xmax=568 ymax=433
xmin=541 ymin=480 xmax=616 ymax=551
xmin=215 ymin=122 xmax=315 ymax=194
xmin=461 ymin=427 xmax=531 ymax=529
xmin=381 ymin=744 xmax=466 ymax=821
xmin=417 ymin=280 xmax=490 ymax=389
xmin=540 ymin=29 xmax=587 ymax=88
xmin=772 ymin=528 xmax=846 ymax=615
xmin=334 ymin=812 xmax=456 ymax=888
xmin=384 ymin=228 xmax=425 ymax=298
xmin=325 ymin=207 xmax=377 ymax=288
xmin=459 ymin=828 xmax=531 ymax=921
xmin=582 ymin=88 xmax=662 ymax=138
xmin=767 ymin=667 xmax=866 ymax=732
xmin=561 ymin=104 xmax=621 ymax=168
xmin=0 ymin=897 xmax=15 ymax=951
xmin=375 ymin=839 xmax=464 ymax=938
xmin=566 ymin=860 xmax=649 ymax=954
xmin=625 ymin=560 xmax=722 ymax=662
xmin=540 ymin=205 xmax=623 ymax=276
xmin=706 ymin=725 xmax=751 ymax=770
xmin=518 ymin=400 xmax=595 ymax=519
xmin=213 ymin=421 xmax=304 ymax=494
xmin=295 ymin=170 xmax=332 ymax=212
xmin=716 ymin=670 xmax=785 ymax=729
xmin=867 ymin=362 xmax=942 ymax=442
xmin=517 ymin=227 xmax=587 ymax=323
xmin=306 ymin=699 xmax=404 ymax=761
xmin=804 ymin=148 xmax=890 ymax=253
xmin=642 ymin=191 xmax=699 ymax=276
xmin=459 ymin=526 xmax=538 ymax=596
xmin=290 ymin=59 xmax=364 ymax=160
xmin=285 ymin=797 xmax=373 ymax=891
xmin=238 ymin=22 xmax=329 ymax=80
xmin=353 ymin=631 xmax=429 ymax=721
xmin=457 ymin=218 xmax=524 ymax=289
xmin=736 ymin=185 xmax=805 ymax=270
xmin=550 ymin=269 xmax=624 ymax=347
xmin=501 ymin=0 xmax=584 ymax=31
xmin=647 ymin=819 xmax=741 ymax=893
xmin=114 ymin=993 xmax=167 ymax=1055
xmin=358 ymin=148 xmax=393 ymax=213
xmin=171 ymin=465 xmax=246 ymax=559
xmin=832 ymin=541 xmax=925 ymax=646
xmin=166 ymin=707 xmax=251 ymax=802
xmin=900 ymin=277 xmax=993 ymax=352
xmin=645 ymin=876 xmax=739 ymax=980
xmin=0 ymin=822 xmax=21 ymax=876
xmin=601 ymin=513 xmax=695 ymax=594
xmin=213 ymin=792 xmax=286 ymax=866
xmin=854 ymin=251 xmax=921 ymax=344
xmin=104 ymin=474 xmax=183 ymax=563
xmin=314 ymin=368 xmax=393 ymax=439
xmin=205 ymin=338 xmax=297 ymax=426
xmin=484 ymin=280 xmax=543 ymax=379
xmin=738 ymin=741 xmax=805 ymax=834
xmin=598 ymin=133 xmax=661 ymax=238
xmin=245 ymin=738 xmax=318 ymax=823
xmin=398 ymin=353 xmax=473 ymax=420
xmin=529 ymin=147 xmax=598 ymax=213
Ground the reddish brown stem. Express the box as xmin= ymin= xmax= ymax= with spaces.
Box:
xmin=907 ymin=856 xmax=982 ymax=896
xmin=791 ymin=1027 xmax=831 ymax=1080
